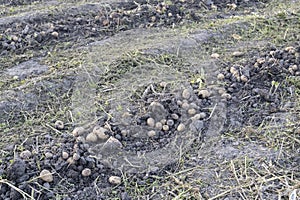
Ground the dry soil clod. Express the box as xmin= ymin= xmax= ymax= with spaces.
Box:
xmin=82 ymin=168 xmax=92 ymax=177
xmin=40 ymin=169 xmax=53 ymax=182
xmin=147 ymin=130 xmax=156 ymax=137
xmin=86 ymin=133 xmax=98 ymax=142
xmin=171 ymin=113 xmax=179 ymax=120
xmin=93 ymin=126 xmax=109 ymax=140
xmin=217 ymin=73 xmax=225 ymax=80
xmin=155 ymin=122 xmax=163 ymax=130
xmin=20 ymin=150 xmax=32 ymax=159
xmin=232 ymin=51 xmax=244 ymax=57
xmin=162 ymin=125 xmax=169 ymax=131
xmin=211 ymin=53 xmax=220 ymax=59
xmin=177 ymin=123 xmax=185 ymax=132
xmin=147 ymin=118 xmax=155 ymax=127
xmin=55 ymin=120 xmax=64 ymax=130
xmin=198 ymin=90 xmax=210 ymax=98
xmin=51 ymin=31 xmax=59 ymax=37
xmin=109 ymin=176 xmax=121 ymax=185
xmin=72 ymin=127 xmax=85 ymax=137
xmin=62 ymin=151 xmax=69 ymax=159
xmin=73 ymin=153 xmax=80 ymax=161
xmin=188 ymin=108 xmax=197 ymax=115
xmin=182 ymin=89 xmax=191 ymax=99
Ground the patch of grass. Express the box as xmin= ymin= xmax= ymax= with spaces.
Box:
xmin=122 ymin=167 xmax=204 ymax=199
xmin=102 ymin=50 xmax=187 ymax=83
xmin=286 ymin=76 xmax=300 ymax=95
xmin=197 ymin=0 xmax=300 ymax=56
xmin=0 ymin=49 xmax=86 ymax=152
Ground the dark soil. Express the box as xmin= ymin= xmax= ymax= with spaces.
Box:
xmin=220 ymin=44 xmax=300 ymax=128
xmin=0 ymin=0 xmax=299 ymax=200
xmin=0 ymin=0 xmax=267 ymax=56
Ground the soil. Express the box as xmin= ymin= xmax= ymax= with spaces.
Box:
xmin=0 ymin=0 xmax=299 ymax=200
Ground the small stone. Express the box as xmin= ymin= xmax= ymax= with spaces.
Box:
xmin=162 ymin=125 xmax=169 ymax=131
xmin=217 ymin=73 xmax=225 ymax=80
xmin=73 ymin=153 xmax=80 ymax=161
xmin=211 ymin=53 xmax=220 ymax=59
xmin=40 ymin=170 xmax=53 ymax=182
xmin=20 ymin=150 xmax=32 ymax=159
xmin=188 ymin=108 xmax=197 ymax=115
xmin=11 ymin=35 xmax=18 ymax=41
xmin=86 ymin=133 xmax=98 ymax=142
xmin=171 ymin=113 xmax=179 ymax=120
xmin=167 ymin=119 xmax=174 ymax=126
xmin=121 ymin=130 xmax=128 ymax=137
xmin=177 ymin=123 xmax=185 ymax=132
xmin=199 ymin=112 xmax=207 ymax=119
xmin=72 ymin=127 xmax=85 ymax=137
xmin=291 ymin=65 xmax=298 ymax=71
xmin=93 ymin=126 xmax=109 ymax=140
xmin=62 ymin=151 xmax=69 ymax=159
xmin=155 ymin=122 xmax=163 ymax=130
xmin=191 ymin=114 xmax=200 ymax=120
xmin=176 ymin=100 xmax=182 ymax=106
xmin=73 ymin=143 xmax=79 ymax=151
xmin=54 ymin=120 xmax=64 ymax=130
xmin=192 ymin=112 xmax=206 ymax=120
xmin=159 ymin=82 xmax=167 ymax=87
xmin=51 ymin=31 xmax=59 ymax=37
xmin=147 ymin=118 xmax=155 ymax=127
xmin=76 ymin=136 xmax=85 ymax=143
xmin=150 ymin=15 xmax=157 ymax=22
xmin=198 ymin=90 xmax=210 ymax=98
xmin=232 ymin=51 xmax=244 ymax=57
xmin=221 ymin=93 xmax=232 ymax=100
xmin=102 ymin=19 xmax=110 ymax=26
xmin=45 ymin=152 xmax=53 ymax=159
xmin=232 ymin=34 xmax=241 ymax=40
xmin=181 ymin=102 xmax=190 ymax=110
xmin=285 ymin=46 xmax=295 ymax=53
xmin=230 ymin=67 xmax=239 ymax=76
xmin=109 ymin=176 xmax=121 ymax=185
xmin=289 ymin=68 xmax=294 ymax=75
xmin=81 ymin=168 xmax=91 ymax=177
xmin=227 ymin=3 xmax=237 ymax=10
xmin=218 ymin=88 xmax=226 ymax=95
xmin=67 ymin=157 xmax=75 ymax=165
xmin=147 ymin=130 xmax=156 ymax=137
xmin=240 ymin=75 xmax=248 ymax=82
xmin=256 ymin=58 xmax=265 ymax=64
xmin=182 ymin=89 xmax=191 ymax=99
xmin=269 ymin=50 xmax=276 ymax=56
xmin=40 ymin=31 xmax=46 ymax=36
xmin=160 ymin=119 xmax=167 ymax=124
